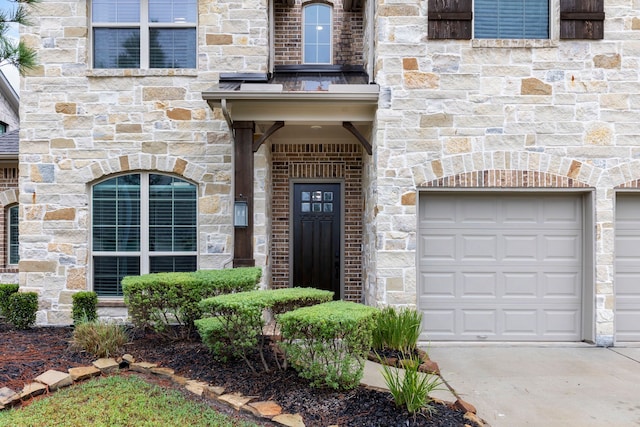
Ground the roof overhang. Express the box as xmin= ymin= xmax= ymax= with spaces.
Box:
xmin=202 ymin=84 xmax=379 ymax=123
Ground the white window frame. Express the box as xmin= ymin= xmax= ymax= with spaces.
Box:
xmin=302 ymin=3 xmax=333 ymax=65
xmin=89 ymin=0 xmax=198 ymax=69
xmin=90 ymin=172 xmax=199 ymax=297
xmin=471 ymin=0 xmax=559 ymax=48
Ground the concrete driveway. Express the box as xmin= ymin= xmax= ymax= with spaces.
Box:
xmin=428 ymin=344 xmax=640 ymax=426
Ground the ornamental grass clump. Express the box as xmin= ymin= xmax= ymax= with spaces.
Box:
xmin=372 ymin=306 xmax=422 ymax=355
xmin=380 ymin=353 xmax=443 ymax=415
xmin=278 ymin=300 xmax=379 ymax=390
xmin=71 ymin=321 xmax=128 ymax=358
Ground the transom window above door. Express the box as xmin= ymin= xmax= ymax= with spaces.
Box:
xmin=91 ymin=0 xmax=197 ymax=69
xmin=303 ymin=3 xmax=332 ymax=64
xmin=92 ymin=173 xmax=198 ymax=296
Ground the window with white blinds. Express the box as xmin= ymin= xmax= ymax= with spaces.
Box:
xmin=475 ymin=0 xmax=549 ymax=39
xmin=92 ymin=173 xmax=197 ymax=296
xmin=7 ymin=205 xmax=19 ymax=265
xmin=91 ymin=0 xmax=197 ymax=69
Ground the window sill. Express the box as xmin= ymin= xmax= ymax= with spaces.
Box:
xmin=97 ymin=298 xmax=126 ymax=308
xmin=87 ymin=69 xmax=199 ymax=78
xmin=472 ymin=39 xmax=559 ymax=49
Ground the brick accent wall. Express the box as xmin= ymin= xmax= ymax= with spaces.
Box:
xmin=274 ymin=0 xmax=364 ymax=65
xmin=270 ymin=143 xmax=363 ymax=301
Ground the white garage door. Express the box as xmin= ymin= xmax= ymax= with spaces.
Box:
xmin=615 ymin=194 xmax=640 ymax=342
xmin=418 ymin=193 xmax=583 ymax=341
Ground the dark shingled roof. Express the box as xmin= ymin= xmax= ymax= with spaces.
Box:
xmin=0 ymin=129 xmax=19 ymax=155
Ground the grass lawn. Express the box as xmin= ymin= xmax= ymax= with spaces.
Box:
xmin=0 ymin=375 xmax=261 ymax=427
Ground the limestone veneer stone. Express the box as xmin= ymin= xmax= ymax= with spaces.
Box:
xmin=93 ymin=358 xmax=120 ymax=374
xmin=185 ymin=380 xmax=208 ymax=396
xmin=35 ymin=370 xmax=72 ymax=390
xmin=68 ymin=366 xmax=101 ymax=381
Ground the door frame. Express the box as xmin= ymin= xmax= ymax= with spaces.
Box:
xmin=289 ymin=178 xmax=345 ymax=298
xmin=416 ymin=188 xmax=596 ymax=343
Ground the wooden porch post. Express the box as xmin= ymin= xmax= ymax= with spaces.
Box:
xmin=233 ymin=121 xmax=255 ymax=267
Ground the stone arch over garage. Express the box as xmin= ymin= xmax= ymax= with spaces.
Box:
xmin=411 ymin=151 xmax=602 ymax=189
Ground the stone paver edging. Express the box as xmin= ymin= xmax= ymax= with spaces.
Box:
xmin=1 ymin=353 xmax=486 ymax=427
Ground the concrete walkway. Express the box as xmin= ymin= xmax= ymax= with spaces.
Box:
xmin=428 ymin=344 xmax=640 ymax=427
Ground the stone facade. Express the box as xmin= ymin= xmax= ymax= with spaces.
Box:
xmin=16 ymin=0 xmax=640 ymax=345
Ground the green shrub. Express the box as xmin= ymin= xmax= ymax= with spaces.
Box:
xmin=197 ymin=287 xmax=333 ymax=372
xmin=123 ymin=267 xmax=261 ymax=336
xmin=72 ymin=291 xmax=98 ymax=324
xmin=71 ymin=321 xmax=128 ymax=358
xmin=278 ymin=301 xmax=379 ymax=390
xmin=372 ymin=306 xmax=422 ymax=354
xmin=0 ymin=283 xmax=19 ymax=317
xmin=380 ymin=353 xmax=442 ymax=414
xmin=6 ymin=292 xmax=39 ymax=329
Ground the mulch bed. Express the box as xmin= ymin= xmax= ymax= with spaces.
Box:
xmin=0 ymin=321 xmax=472 ymax=426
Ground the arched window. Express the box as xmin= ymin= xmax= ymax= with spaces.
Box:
xmin=7 ymin=204 xmax=19 ymax=265
xmin=92 ymin=173 xmax=197 ymax=296
xmin=303 ymin=3 xmax=332 ymax=64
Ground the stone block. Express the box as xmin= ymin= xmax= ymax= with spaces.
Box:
xmin=92 ymin=358 xmax=119 ymax=374
xmin=594 ymin=54 xmax=621 ymax=69
xmin=19 ymin=382 xmax=47 ymax=400
xmin=35 ymin=370 xmax=73 ymax=390
xmin=129 ymin=362 xmax=158 ymax=373
xmin=185 ymin=380 xmax=208 ymax=396
xmin=150 ymin=367 xmax=175 ymax=377
xmin=0 ymin=387 xmax=18 ymax=406
xmin=207 ymin=34 xmax=233 ymax=45
xmin=521 ymin=78 xmax=551 ymax=95
xmin=55 ymin=103 xmax=76 ymax=114
xmin=272 ymin=413 xmax=306 ymax=427
xmin=18 ymin=260 xmax=57 ymax=273
xmin=44 ymin=208 xmax=76 ymax=221
xmin=217 ymin=393 xmax=253 ymax=411
xmin=143 ymin=87 xmax=186 ymax=101
xmin=244 ymin=401 xmax=283 ymax=419
xmin=203 ymin=385 xmax=226 ymax=398
xmin=455 ymin=398 xmax=476 ymax=414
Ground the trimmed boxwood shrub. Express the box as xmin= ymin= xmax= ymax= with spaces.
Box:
xmin=278 ymin=300 xmax=379 ymax=390
xmin=197 ymin=287 xmax=334 ymax=371
xmin=6 ymin=292 xmax=39 ymax=329
xmin=123 ymin=267 xmax=261 ymax=335
xmin=72 ymin=291 xmax=98 ymax=325
xmin=0 ymin=284 xmax=19 ymax=317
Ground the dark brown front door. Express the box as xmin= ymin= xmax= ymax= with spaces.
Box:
xmin=292 ymin=183 xmax=341 ymax=299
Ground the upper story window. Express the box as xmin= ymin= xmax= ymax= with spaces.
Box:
xmin=474 ymin=0 xmax=549 ymax=39
xmin=91 ymin=0 xmax=197 ymax=69
xmin=7 ymin=204 xmax=19 ymax=265
xmin=428 ymin=0 xmax=604 ymax=41
xmin=92 ymin=173 xmax=198 ymax=296
xmin=303 ymin=4 xmax=332 ymax=64
xmin=0 ymin=122 xmax=7 ymax=134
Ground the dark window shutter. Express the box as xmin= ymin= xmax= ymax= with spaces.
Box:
xmin=560 ymin=0 xmax=604 ymax=39
xmin=428 ymin=0 xmax=472 ymax=40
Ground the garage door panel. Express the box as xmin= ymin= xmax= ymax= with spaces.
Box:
xmin=461 ymin=235 xmax=497 ymax=261
xmin=419 ymin=272 xmax=456 ymax=296
xmin=615 ymin=194 xmax=640 ymax=341
xmin=461 ymin=310 xmax=497 ymax=335
xmin=543 ymin=235 xmax=581 ymax=261
xmin=420 ymin=235 xmax=456 ymax=260
xmin=419 ymin=193 xmax=583 ymax=341
xmin=616 ymin=310 xmax=640 ymax=341
xmin=543 ymin=272 xmax=581 ymax=298
xmin=544 ymin=310 xmax=581 ymax=336
xmin=503 ymin=272 xmax=538 ymax=297
xmin=461 ymin=272 xmax=498 ymax=297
